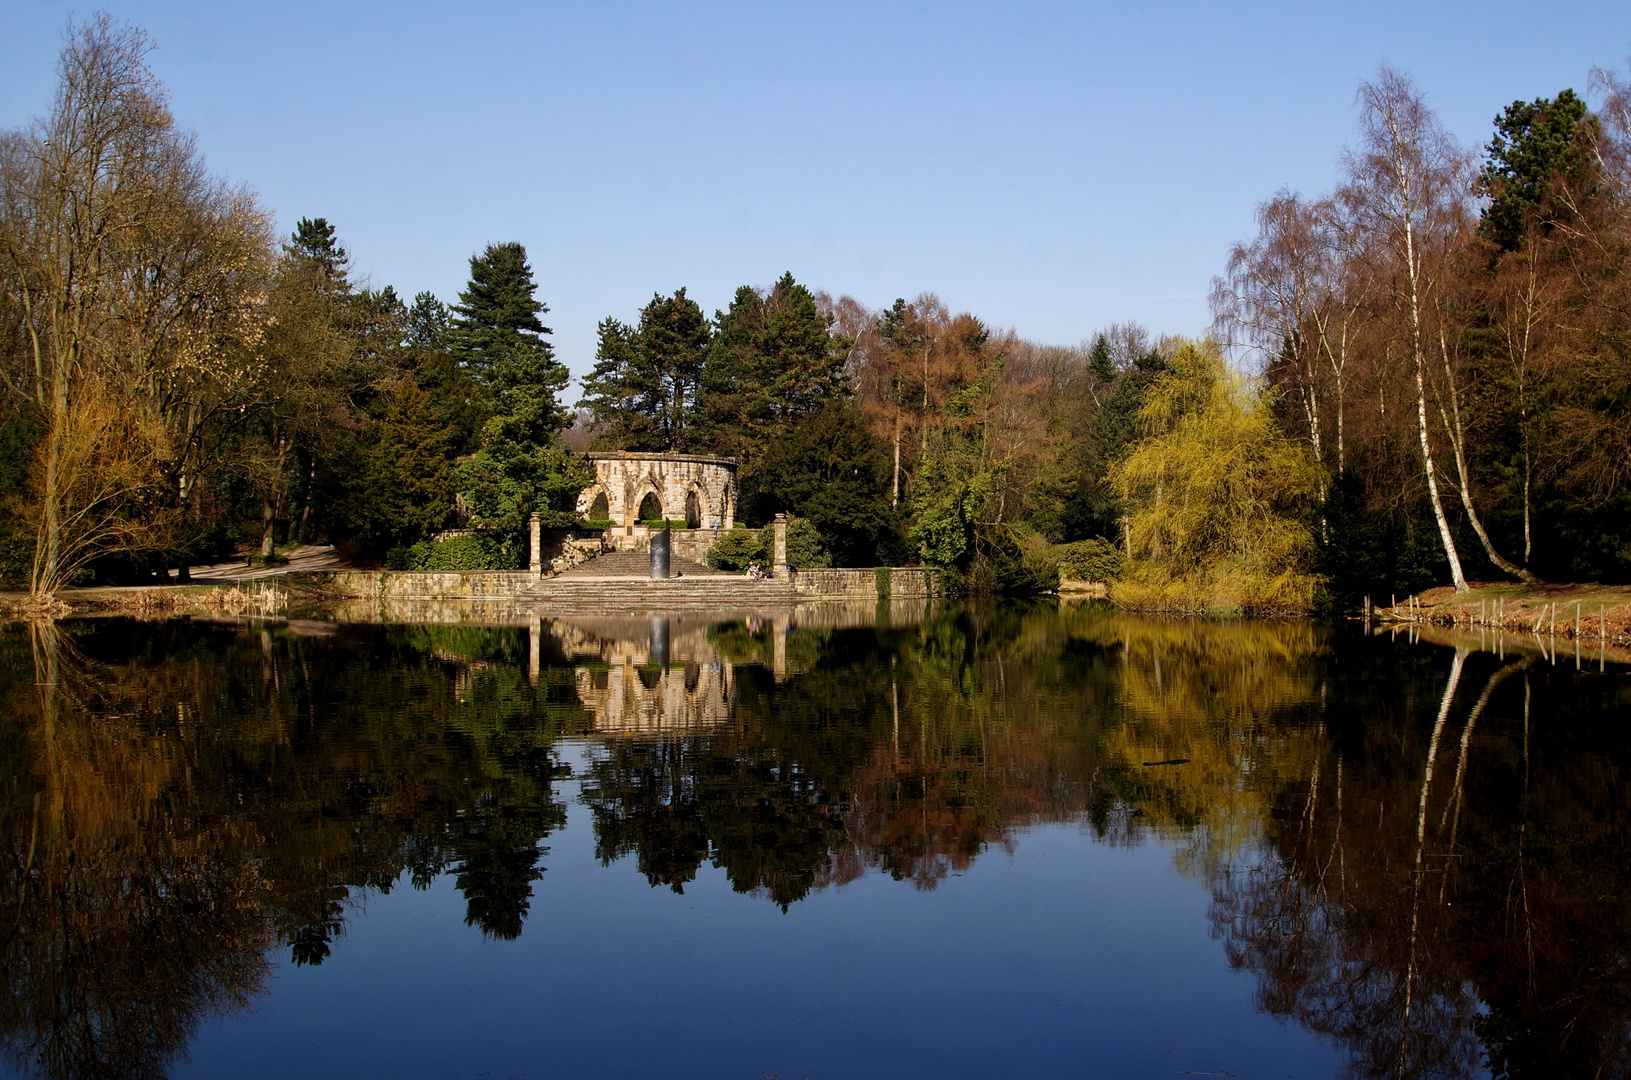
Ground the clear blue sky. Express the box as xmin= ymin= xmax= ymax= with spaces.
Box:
xmin=4 ymin=2 xmax=1627 ymax=382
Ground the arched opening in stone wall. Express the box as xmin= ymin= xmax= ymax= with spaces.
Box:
xmin=637 ymin=492 xmax=663 ymax=523
xmin=684 ymin=490 xmax=700 ymax=529
xmin=589 ymin=492 xmax=609 ymax=520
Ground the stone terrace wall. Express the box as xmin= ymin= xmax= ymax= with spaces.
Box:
xmin=789 ymin=568 xmax=940 ymax=599
xmin=886 ymin=568 xmax=940 ymax=598
xmin=314 ymin=571 xmax=538 ymax=599
xmin=305 ymin=566 xmax=940 ymax=602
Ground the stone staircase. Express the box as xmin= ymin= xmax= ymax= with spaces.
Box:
xmin=551 ymin=551 xmax=720 ymax=578
xmin=525 ymin=549 xmax=796 ymax=614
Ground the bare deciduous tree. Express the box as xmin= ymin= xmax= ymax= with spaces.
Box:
xmin=1340 ymin=69 xmax=1473 ymax=591
xmin=0 ymin=16 xmax=272 ymax=597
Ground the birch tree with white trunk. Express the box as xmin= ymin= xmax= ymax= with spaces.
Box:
xmin=1340 ymin=70 xmax=1471 ymax=592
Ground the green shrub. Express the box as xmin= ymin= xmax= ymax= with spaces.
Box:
xmin=1057 ymin=537 xmax=1125 ymax=582
xmin=579 ymin=518 xmax=616 ymax=532
xmin=386 ymin=534 xmax=511 ymax=571
xmin=937 ymin=566 xmax=969 ymax=598
xmin=385 ymin=543 xmax=423 ymax=570
xmin=965 ymin=525 xmax=1058 ymax=595
xmin=423 ymin=535 xmax=509 ymax=570
xmin=640 ymin=518 xmax=691 ymax=530
xmin=875 ymin=566 xmax=891 ymax=598
xmin=785 ymin=518 xmax=831 ymax=568
xmin=707 ymin=527 xmax=769 ymax=572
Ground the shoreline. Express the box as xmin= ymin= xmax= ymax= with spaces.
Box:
xmin=1371 ymin=582 xmax=1631 ymax=645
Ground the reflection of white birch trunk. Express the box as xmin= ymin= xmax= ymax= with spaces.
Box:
xmin=1439 ymin=658 xmax=1531 ymax=903
xmin=1399 ymin=647 xmax=1466 ymax=1070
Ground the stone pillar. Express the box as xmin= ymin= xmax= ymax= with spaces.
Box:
xmin=772 ymin=513 xmax=788 ymax=578
xmin=529 ymin=512 xmax=542 ymax=577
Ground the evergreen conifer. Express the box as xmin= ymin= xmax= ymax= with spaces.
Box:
xmin=452 ymin=244 xmax=587 ymax=538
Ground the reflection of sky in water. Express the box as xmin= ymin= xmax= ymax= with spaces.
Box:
xmin=180 ymin=789 xmax=1335 ymax=1079
xmin=2 ymin=607 xmax=1626 ymax=1080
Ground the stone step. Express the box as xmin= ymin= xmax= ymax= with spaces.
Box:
xmin=526 ymin=574 xmax=797 ymax=612
xmin=520 ymin=581 xmax=798 ymax=614
xmin=530 ymin=583 xmax=795 ymax=598
xmin=553 ymin=550 xmax=721 ymax=579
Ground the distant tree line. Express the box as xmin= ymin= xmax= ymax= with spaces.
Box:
xmin=579 ymin=279 xmax=1184 ymax=590
xmin=3 ymin=19 xmax=1628 ymax=604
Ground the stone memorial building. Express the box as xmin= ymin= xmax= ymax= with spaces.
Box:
xmin=575 ymin=452 xmax=738 ymax=535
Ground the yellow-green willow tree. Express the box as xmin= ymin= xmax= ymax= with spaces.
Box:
xmin=0 ymin=17 xmax=272 ymax=598
xmin=1110 ymin=341 xmax=1321 ymax=614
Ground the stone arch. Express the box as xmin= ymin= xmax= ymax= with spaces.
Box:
xmin=577 ymin=484 xmax=611 ymax=520
xmin=637 ymin=491 xmax=663 ymax=523
xmin=582 ymin=452 xmax=740 ymax=535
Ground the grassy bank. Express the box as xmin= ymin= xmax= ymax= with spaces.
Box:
xmin=1379 ymin=582 xmax=1631 ymax=646
xmin=1 ymin=581 xmax=300 ymax=619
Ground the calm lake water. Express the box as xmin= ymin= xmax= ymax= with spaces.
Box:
xmin=1 ymin=603 xmax=1627 ymax=1080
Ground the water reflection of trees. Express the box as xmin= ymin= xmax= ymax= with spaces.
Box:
xmin=581 ymin=606 xmax=1631 ymax=1077
xmin=1208 ymin=648 xmax=1631 ymax=1079
xmin=0 ymin=619 xmax=587 ymax=1080
xmin=579 ymin=606 xmax=1318 ymax=904
xmin=1 ymin=607 xmax=1628 ymax=1079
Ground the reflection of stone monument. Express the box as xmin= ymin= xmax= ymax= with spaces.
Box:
xmin=537 ymin=616 xmax=735 ymax=736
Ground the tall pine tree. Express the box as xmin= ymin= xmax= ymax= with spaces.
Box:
xmin=405 ymin=291 xmax=490 ymax=456
xmin=578 ymin=288 xmax=710 ymax=451
xmin=1480 ymin=89 xmax=1597 ymax=252
xmin=696 ymin=273 xmax=849 ymax=485
xmin=453 ymin=243 xmax=588 ymax=540
xmin=287 ymin=217 xmax=351 ymax=292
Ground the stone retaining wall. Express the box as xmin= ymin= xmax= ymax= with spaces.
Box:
xmin=789 ymin=567 xmax=940 ymax=599
xmin=313 ymin=571 xmax=539 ymax=599
xmin=308 ymin=566 xmax=940 ymax=601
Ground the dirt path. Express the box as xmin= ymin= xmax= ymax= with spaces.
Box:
xmin=183 ymin=545 xmax=349 ymax=583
